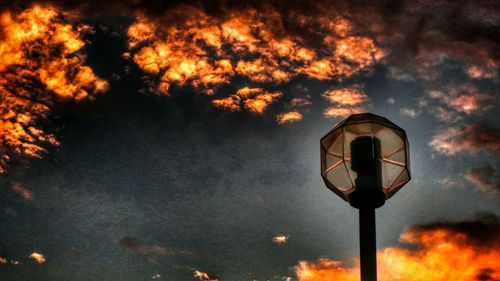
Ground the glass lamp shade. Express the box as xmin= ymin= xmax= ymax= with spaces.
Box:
xmin=320 ymin=113 xmax=411 ymax=208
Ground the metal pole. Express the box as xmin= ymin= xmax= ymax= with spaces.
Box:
xmin=359 ymin=207 xmax=377 ymax=281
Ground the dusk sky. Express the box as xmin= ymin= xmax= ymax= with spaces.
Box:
xmin=0 ymin=1 xmax=499 ymax=280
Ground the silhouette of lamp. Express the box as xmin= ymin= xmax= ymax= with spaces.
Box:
xmin=320 ymin=113 xmax=411 ymax=281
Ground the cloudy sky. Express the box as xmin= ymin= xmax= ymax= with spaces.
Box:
xmin=0 ymin=1 xmax=499 ymax=280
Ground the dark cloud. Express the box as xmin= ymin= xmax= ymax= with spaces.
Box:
xmin=462 ymin=123 xmax=500 ymax=154
xmin=430 ymin=122 xmax=500 ymax=156
xmin=339 ymin=0 xmax=500 ymax=67
xmin=119 ymin=236 xmax=191 ymax=264
xmin=475 ymin=268 xmax=499 ymax=281
xmin=408 ymin=212 xmax=500 ymax=248
xmin=466 ymin=166 xmax=500 ymax=198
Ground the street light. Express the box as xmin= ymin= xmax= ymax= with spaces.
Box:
xmin=320 ymin=112 xmax=411 ymax=281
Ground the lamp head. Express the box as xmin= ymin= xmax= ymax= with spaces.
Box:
xmin=320 ymin=113 xmax=411 ymax=208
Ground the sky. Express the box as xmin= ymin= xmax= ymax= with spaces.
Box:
xmin=0 ymin=1 xmax=499 ymax=280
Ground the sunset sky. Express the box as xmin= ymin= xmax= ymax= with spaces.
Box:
xmin=0 ymin=1 xmax=499 ymax=280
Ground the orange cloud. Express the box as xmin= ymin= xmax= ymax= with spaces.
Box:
xmin=212 ymin=87 xmax=282 ymax=114
xmin=296 ymin=259 xmax=357 ymax=281
xmin=322 ymin=87 xmax=368 ymax=106
xmin=0 ymin=4 xmax=107 ymax=174
xmin=194 ymin=270 xmax=218 ymax=281
xmin=322 ymin=86 xmax=367 ymax=119
xmin=323 ymin=107 xmax=365 ymax=119
xmin=296 ymin=214 xmax=500 ymax=281
xmin=29 ymin=252 xmax=46 ymax=264
xmin=126 ymin=6 xmax=384 ymax=120
xmin=244 ymin=92 xmax=283 ymax=114
xmin=277 ymin=112 xmax=303 ymax=124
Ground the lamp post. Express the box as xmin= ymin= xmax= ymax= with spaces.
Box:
xmin=320 ymin=113 xmax=411 ymax=281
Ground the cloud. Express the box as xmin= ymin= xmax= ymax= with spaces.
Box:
xmin=124 ymin=4 xmax=383 ymax=120
xmin=0 ymin=0 xmax=496 ymax=177
xmin=466 ymin=166 xmax=500 ymax=198
xmin=321 ymin=86 xmax=368 ymax=119
xmin=437 ymin=177 xmax=464 ymax=189
xmin=276 ymin=112 xmax=303 ymax=124
xmin=0 ymin=4 xmax=108 ymax=174
xmin=126 ymin=6 xmax=384 ymax=91
xmin=194 ymin=270 xmax=218 ymax=281
xmin=9 ymin=182 xmax=34 ymax=201
xmin=289 ymin=97 xmax=312 ymax=108
xmin=272 ymin=235 xmax=289 ymax=245
xmin=429 ymin=123 xmax=500 ymax=156
xmin=422 ymin=85 xmax=496 ymax=122
xmin=322 ymin=87 xmax=368 ymax=106
xmin=29 ymin=252 xmax=46 ymax=264
xmin=342 ymin=1 xmax=498 ymax=117
xmin=296 ymin=259 xmax=357 ymax=281
xmin=399 ymin=107 xmax=420 ymax=118
xmin=341 ymin=1 xmax=500 ymax=80
xmin=0 ymin=257 xmax=21 ymax=265
xmin=212 ymin=87 xmax=282 ymax=114
xmin=323 ymin=107 xmax=365 ymax=119
xmin=386 ymin=67 xmax=415 ymax=82
xmin=465 ymin=65 xmax=497 ymax=80
xmin=295 ymin=213 xmax=500 ymax=281
xmin=8 ymin=0 xmax=497 ymax=80
xmin=118 ymin=236 xmax=190 ymax=264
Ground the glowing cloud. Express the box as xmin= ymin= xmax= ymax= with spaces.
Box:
xmin=272 ymin=235 xmax=290 ymax=245
xmin=295 ymin=214 xmax=500 ymax=281
xmin=322 ymin=86 xmax=368 ymax=119
xmin=0 ymin=4 xmax=108 ymax=173
xmin=29 ymin=252 xmax=46 ymax=264
xmin=322 ymin=87 xmax=368 ymax=106
xmin=126 ymin=5 xmax=384 ymax=121
xmin=212 ymin=87 xmax=282 ymax=114
xmin=277 ymin=112 xmax=303 ymax=124
xmin=324 ymin=107 xmax=365 ymax=119
xmin=194 ymin=270 xmax=218 ymax=281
